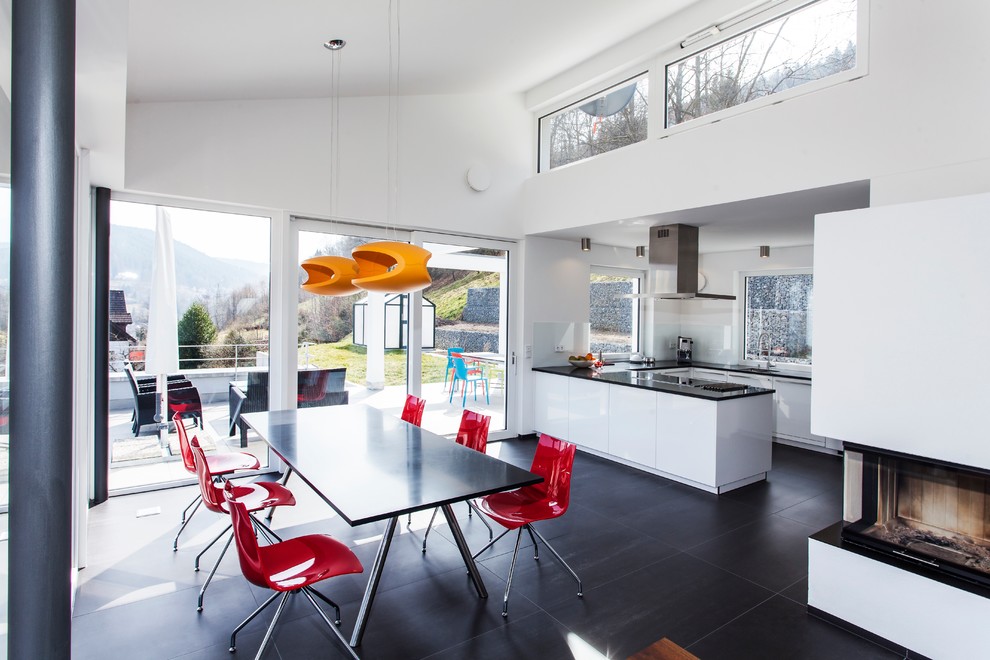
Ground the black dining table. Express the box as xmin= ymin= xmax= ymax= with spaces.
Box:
xmin=240 ymin=405 xmax=542 ymax=647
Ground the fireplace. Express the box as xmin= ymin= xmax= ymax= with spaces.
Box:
xmin=842 ymin=443 xmax=990 ymax=588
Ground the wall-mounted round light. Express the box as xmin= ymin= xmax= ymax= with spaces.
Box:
xmin=635 ymin=245 xmax=646 ymax=258
xmin=759 ymin=245 xmax=770 ymax=259
xmin=581 ymin=238 xmax=591 ymax=252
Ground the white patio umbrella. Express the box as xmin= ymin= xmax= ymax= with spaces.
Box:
xmin=144 ymin=206 xmax=179 ymax=453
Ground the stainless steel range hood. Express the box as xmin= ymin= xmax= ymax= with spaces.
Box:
xmin=649 ymin=223 xmax=735 ymax=300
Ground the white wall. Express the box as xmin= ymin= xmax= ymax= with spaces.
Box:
xmin=812 ymin=193 xmax=990 ymax=470
xmin=680 ymin=246 xmax=815 ymax=364
xmin=522 ymin=0 xmax=990 ymax=233
xmin=125 ymin=92 xmax=531 ymax=237
xmin=518 ymin=236 xmax=646 ymax=431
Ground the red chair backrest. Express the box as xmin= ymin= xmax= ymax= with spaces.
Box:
xmin=297 ymin=370 xmax=330 ymax=403
xmin=190 ymin=438 xmax=226 ymax=514
xmin=223 ymin=482 xmax=268 ymax=589
xmin=456 ymin=410 xmax=490 ymax=454
xmin=531 ymin=434 xmax=576 ymax=515
xmin=401 ymin=394 xmax=426 ymax=426
xmin=174 ymin=412 xmax=196 ymax=474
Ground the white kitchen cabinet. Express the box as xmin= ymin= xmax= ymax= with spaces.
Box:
xmin=608 ymin=384 xmax=657 ymax=468
xmin=691 ymin=368 xmax=728 ymax=381
xmin=658 ymin=368 xmax=690 ymax=376
xmin=774 ymin=377 xmax=825 ymax=447
xmin=568 ymin=378 xmax=609 ymax=453
xmin=533 ymin=371 xmax=569 ymax=441
xmin=656 ymin=393 xmax=716 ymax=486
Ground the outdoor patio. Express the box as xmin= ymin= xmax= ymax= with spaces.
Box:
xmin=109 ymin=377 xmax=506 ymax=492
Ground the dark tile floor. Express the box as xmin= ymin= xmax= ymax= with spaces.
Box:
xmin=71 ymin=439 xmax=905 ymax=659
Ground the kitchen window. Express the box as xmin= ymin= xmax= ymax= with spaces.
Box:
xmin=538 ymin=73 xmax=648 ymax=172
xmin=666 ymin=0 xmax=858 ymax=128
xmin=742 ymin=270 xmax=812 ymax=366
xmin=589 ymin=268 xmax=641 ymax=355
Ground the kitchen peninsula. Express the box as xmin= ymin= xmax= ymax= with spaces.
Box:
xmin=533 ymin=364 xmax=774 ymax=493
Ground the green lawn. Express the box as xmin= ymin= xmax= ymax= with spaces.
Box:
xmin=301 ymin=336 xmax=448 ymax=387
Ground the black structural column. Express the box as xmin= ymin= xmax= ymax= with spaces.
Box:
xmin=9 ymin=0 xmax=77 ymax=658
xmin=93 ymin=187 xmax=111 ymax=505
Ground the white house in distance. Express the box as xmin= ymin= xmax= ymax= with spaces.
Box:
xmin=2 ymin=0 xmax=989 ymax=657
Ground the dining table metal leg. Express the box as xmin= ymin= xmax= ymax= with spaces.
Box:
xmin=440 ymin=503 xmax=488 ymax=599
xmin=349 ymin=516 xmax=398 ymax=647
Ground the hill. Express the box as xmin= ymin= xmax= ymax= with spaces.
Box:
xmin=109 ymin=225 xmax=268 ymax=325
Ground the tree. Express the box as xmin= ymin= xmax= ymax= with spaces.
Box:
xmin=177 ymin=302 xmax=217 ymax=369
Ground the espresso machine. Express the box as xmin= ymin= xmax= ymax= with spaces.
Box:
xmin=676 ymin=336 xmax=693 ymax=364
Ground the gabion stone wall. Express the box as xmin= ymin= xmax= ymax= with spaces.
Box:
xmin=591 ymin=281 xmax=634 ymax=332
xmin=462 ymin=288 xmax=500 ymax=324
xmin=435 ymin=329 xmax=499 ymax=353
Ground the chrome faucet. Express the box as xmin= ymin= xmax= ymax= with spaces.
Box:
xmin=757 ymin=332 xmax=774 ymax=370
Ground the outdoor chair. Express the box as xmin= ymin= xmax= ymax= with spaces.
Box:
xmin=229 ymin=368 xmax=348 ymax=446
xmin=125 ymin=366 xmax=200 ymax=436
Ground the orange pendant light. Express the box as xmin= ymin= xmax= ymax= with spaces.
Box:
xmin=351 ymin=241 xmax=432 ymax=293
xmin=300 ymin=255 xmax=361 ymax=296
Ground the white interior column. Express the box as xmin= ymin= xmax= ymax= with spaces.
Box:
xmin=366 ymin=292 xmax=386 ymax=390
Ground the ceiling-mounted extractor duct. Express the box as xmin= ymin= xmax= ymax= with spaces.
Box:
xmin=649 ymin=223 xmax=735 ymax=300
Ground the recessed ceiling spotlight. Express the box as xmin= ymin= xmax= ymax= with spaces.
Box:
xmin=323 ymin=39 xmax=346 ymax=51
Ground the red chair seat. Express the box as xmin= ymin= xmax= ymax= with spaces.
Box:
xmin=223 ymin=482 xmax=295 ymax=514
xmin=476 ymin=485 xmax=564 ymax=530
xmin=205 ymin=452 xmax=261 ymax=475
xmin=257 ymin=534 xmax=364 ymax=591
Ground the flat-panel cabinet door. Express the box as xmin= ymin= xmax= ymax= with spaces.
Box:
xmin=533 ymin=372 xmax=569 ymax=441
xmin=774 ymin=378 xmax=824 ymax=446
xmin=568 ymin=378 xmax=609 ymax=453
xmin=608 ymin=385 xmax=657 ymax=468
xmin=656 ymin=392 xmax=716 ymax=486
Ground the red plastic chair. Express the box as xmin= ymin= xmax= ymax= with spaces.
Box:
xmin=297 ymin=369 xmax=330 ymax=405
xmin=420 ymin=410 xmax=493 ymax=551
xmin=190 ymin=438 xmax=295 ymax=612
xmin=172 ymin=413 xmax=261 ymax=551
xmin=224 ymin=483 xmax=363 ymax=659
xmin=474 ymin=434 xmax=582 ymax=617
xmin=400 ymin=393 xmax=426 ymax=426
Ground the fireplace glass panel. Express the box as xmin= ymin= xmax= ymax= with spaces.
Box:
xmin=843 ymin=447 xmax=990 ymax=587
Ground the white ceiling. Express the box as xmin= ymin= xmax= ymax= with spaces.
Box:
xmin=126 ymin=0 xmax=697 ymax=103
xmin=115 ymin=1 xmax=870 ymax=252
xmin=531 ymin=181 xmax=872 ymax=252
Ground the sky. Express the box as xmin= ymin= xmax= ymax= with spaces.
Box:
xmin=110 ymin=200 xmax=271 ymax=264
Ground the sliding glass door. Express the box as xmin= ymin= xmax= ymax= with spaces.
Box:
xmin=296 ymin=222 xmax=408 ymax=419
xmin=107 ymin=199 xmax=272 ymax=492
xmin=292 ymin=219 xmax=513 ymax=438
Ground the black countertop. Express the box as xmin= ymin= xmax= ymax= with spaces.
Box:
xmin=533 ymin=365 xmax=776 ymax=401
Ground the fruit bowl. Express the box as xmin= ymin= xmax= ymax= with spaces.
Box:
xmin=567 ymin=358 xmax=595 ymax=368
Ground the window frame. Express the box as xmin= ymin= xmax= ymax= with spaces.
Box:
xmin=589 ymin=265 xmax=644 ymax=359
xmin=736 ymin=267 xmax=814 ymax=371
xmin=537 ymin=71 xmax=650 ymax=173
xmin=660 ymin=0 xmax=868 ymax=139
